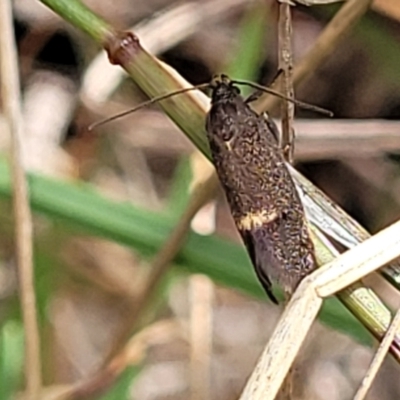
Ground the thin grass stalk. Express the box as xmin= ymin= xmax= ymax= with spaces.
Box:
xmin=354 ymin=307 xmax=400 ymax=400
xmin=0 ymin=0 xmax=42 ymax=398
xmin=278 ymin=1 xmax=295 ymax=163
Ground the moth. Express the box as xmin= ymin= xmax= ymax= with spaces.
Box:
xmin=206 ymin=75 xmax=317 ymax=302
xmin=90 ymin=74 xmax=327 ymax=302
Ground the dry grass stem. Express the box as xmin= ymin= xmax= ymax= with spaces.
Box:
xmin=254 ymin=0 xmax=373 ymax=113
xmin=278 ymin=8 xmax=296 ymax=396
xmin=240 ymin=284 xmax=322 ymax=400
xmin=0 ymin=0 xmax=42 ymax=398
xmin=354 ymin=307 xmax=400 ymax=400
xmin=189 ymin=275 xmax=214 ymax=400
xmin=278 ymin=1 xmax=295 ymax=163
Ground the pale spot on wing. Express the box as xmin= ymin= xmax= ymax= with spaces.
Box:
xmin=237 ymin=210 xmax=278 ymax=230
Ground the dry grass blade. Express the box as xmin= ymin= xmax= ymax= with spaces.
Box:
xmin=0 ymin=0 xmax=42 ymax=398
xmin=354 ymin=307 xmax=400 ymax=400
xmin=240 ymin=284 xmax=322 ymax=400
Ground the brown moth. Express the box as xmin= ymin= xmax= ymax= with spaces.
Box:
xmin=205 ymin=75 xmax=317 ymax=302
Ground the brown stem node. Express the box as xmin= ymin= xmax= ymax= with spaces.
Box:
xmin=106 ymin=31 xmax=141 ymax=66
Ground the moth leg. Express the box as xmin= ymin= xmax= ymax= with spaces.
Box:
xmin=269 ymin=68 xmax=284 ymax=87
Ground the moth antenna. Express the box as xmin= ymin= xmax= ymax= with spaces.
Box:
xmin=88 ymin=83 xmax=209 ymax=131
xmin=233 ymin=79 xmax=333 ymax=117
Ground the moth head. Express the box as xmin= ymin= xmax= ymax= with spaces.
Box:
xmin=209 ymin=74 xmax=241 ymax=103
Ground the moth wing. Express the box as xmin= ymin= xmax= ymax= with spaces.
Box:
xmin=240 ymin=230 xmax=278 ymax=304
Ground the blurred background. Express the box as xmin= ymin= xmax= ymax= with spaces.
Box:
xmin=2 ymin=0 xmax=400 ymax=399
